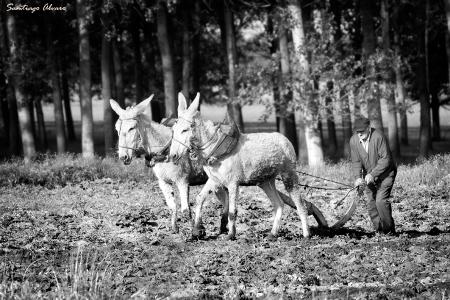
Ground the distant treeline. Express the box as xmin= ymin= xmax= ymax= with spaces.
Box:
xmin=0 ymin=0 xmax=449 ymax=165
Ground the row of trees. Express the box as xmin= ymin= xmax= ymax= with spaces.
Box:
xmin=0 ymin=0 xmax=449 ymax=165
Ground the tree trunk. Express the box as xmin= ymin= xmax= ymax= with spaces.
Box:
xmin=0 ymin=90 xmax=7 ymax=142
xmin=418 ymin=1 xmax=431 ymax=159
xmin=61 ymin=69 xmax=76 ymax=141
xmin=7 ymin=86 xmax=20 ymax=155
xmin=431 ymin=91 xmax=441 ymax=140
xmin=360 ymin=0 xmax=383 ymax=132
xmin=112 ymin=40 xmax=125 ymax=107
xmin=393 ymin=2 xmax=408 ymax=145
xmin=102 ymin=30 xmax=114 ymax=155
xmin=34 ymin=97 xmax=48 ymax=150
xmin=396 ymin=65 xmax=408 ymax=145
xmin=143 ymin=24 xmax=162 ymax=122
xmin=191 ymin=0 xmax=201 ymax=96
xmin=28 ymin=101 xmax=36 ymax=145
xmin=288 ymin=0 xmax=324 ymax=166
xmin=0 ymin=15 xmax=5 ymax=141
xmin=47 ymin=24 xmax=66 ymax=153
xmin=6 ymin=14 xmax=36 ymax=162
xmin=77 ymin=0 xmax=94 ymax=157
xmin=156 ymin=2 xmax=178 ymax=117
xmin=325 ymin=82 xmax=337 ymax=155
xmin=339 ymin=90 xmax=352 ymax=158
xmin=0 ymin=80 xmax=5 ymax=141
xmin=446 ymin=0 xmax=450 ymax=81
xmin=278 ymin=28 xmax=298 ymax=154
xmin=181 ymin=0 xmax=193 ymax=100
xmin=224 ymin=0 xmax=244 ymax=131
xmin=131 ymin=8 xmax=143 ymax=103
xmin=267 ymin=14 xmax=281 ymax=132
xmin=381 ymin=0 xmax=399 ymax=159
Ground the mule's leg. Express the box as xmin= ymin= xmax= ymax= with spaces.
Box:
xmin=224 ymin=183 xmax=239 ymax=240
xmin=282 ymin=174 xmax=311 ymax=238
xmin=214 ymin=187 xmax=229 ymax=234
xmin=277 ymin=191 xmax=328 ymax=228
xmin=176 ymin=180 xmax=192 ymax=224
xmin=192 ymin=179 xmax=221 ymax=239
xmin=259 ymin=179 xmax=284 ymax=240
xmin=158 ymin=179 xmax=178 ymax=233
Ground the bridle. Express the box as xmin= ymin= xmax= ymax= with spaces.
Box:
xmin=117 ymin=117 xmax=171 ymax=156
xmin=117 ymin=117 xmax=141 ymax=152
xmin=171 ymin=116 xmax=222 ymax=161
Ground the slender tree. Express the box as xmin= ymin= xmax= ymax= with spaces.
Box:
xmin=6 ymin=13 xmax=36 ymax=162
xmin=112 ymin=40 xmax=125 ymax=108
xmin=325 ymin=82 xmax=337 ymax=155
xmin=418 ymin=0 xmax=431 ymax=158
xmin=156 ymin=1 xmax=177 ymax=117
xmin=445 ymin=0 xmax=450 ymax=84
xmin=60 ymin=69 xmax=76 ymax=141
xmin=223 ymin=0 xmax=244 ymax=131
xmin=181 ymin=0 xmax=193 ymax=99
xmin=130 ymin=5 xmax=144 ymax=103
xmin=288 ymin=0 xmax=324 ymax=166
xmin=330 ymin=0 xmax=352 ymax=158
xmin=191 ymin=0 xmax=201 ymax=96
xmin=77 ymin=0 xmax=94 ymax=157
xmin=34 ymin=97 xmax=48 ymax=150
xmin=101 ymin=28 xmax=114 ymax=155
xmin=1 ymin=10 xmax=20 ymax=155
xmin=47 ymin=23 xmax=66 ymax=153
xmin=392 ymin=2 xmax=408 ymax=145
xmin=360 ymin=0 xmax=383 ymax=131
xmin=0 ymin=11 xmax=8 ymax=144
xmin=278 ymin=27 xmax=298 ymax=154
xmin=381 ymin=0 xmax=400 ymax=159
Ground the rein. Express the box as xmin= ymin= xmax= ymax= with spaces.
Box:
xmin=171 ymin=116 xmax=231 ymax=162
xmin=118 ymin=117 xmax=171 ymax=156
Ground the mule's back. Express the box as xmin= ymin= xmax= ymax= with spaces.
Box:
xmin=208 ymin=132 xmax=297 ymax=185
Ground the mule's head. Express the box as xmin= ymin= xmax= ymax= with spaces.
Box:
xmin=110 ymin=95 xmax=153 ymax=165
xmin=169 ymin=92 xmax=200 ymax=163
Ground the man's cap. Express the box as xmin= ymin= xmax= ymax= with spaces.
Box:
xmin=354 ymin=117 xmax=370 ymax=132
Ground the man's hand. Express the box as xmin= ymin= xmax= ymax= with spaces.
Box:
xmin=365 ymin=174 xmax=374 ymax=185
xmin=354 ymin=178 xmax=365 ymax=187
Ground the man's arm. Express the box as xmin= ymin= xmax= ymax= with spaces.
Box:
xmin=350 ymin=137 xmax=363 ymax=180
xmin=369 ymin=133 xmax=392 ymax=178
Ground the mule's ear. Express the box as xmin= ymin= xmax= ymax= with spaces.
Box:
xmin=187 ymin=92 xmax=200 ymax=113
xmin=178 ymin=92 xmax=188 ymax=114
xmin=135 ymin=94 xmax=154 ymax=115
xmin=110 ymin=99 xmax=124 ymax=116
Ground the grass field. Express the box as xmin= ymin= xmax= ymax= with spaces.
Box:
xmin=0 ymin=154 xmax=449 ymax=299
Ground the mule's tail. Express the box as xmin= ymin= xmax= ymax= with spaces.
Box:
xmin=277 ymin=191 xmax=328 ymax=228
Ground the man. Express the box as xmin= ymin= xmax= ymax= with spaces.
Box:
xmin=350 ymin=117 xmax=397 ymax=234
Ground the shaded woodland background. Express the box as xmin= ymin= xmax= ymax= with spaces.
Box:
xmin=1 ymin=0 xmax=450 ymax=166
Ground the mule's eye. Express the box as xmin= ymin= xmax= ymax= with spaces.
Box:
xmin=128 ymin=127 xmax=135 ymax=132
xmin=181 ymin=128 xmax=189 ymax=133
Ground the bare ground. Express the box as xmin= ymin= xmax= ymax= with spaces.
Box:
xmin=0 ymin=162 xmax=449 ymax=299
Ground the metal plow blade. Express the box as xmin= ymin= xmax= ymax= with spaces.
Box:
xmin=331 ymin=194 xmax=359 ymax=229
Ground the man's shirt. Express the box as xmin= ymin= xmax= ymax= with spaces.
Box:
xmin=350 ymin=128 xmax=396 ymax=181
xmin=359 ymin=129 xmax=372 ymax=153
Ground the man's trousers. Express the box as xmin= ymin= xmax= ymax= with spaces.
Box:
xmin=365 ymin=169 xmax=396 ymax=233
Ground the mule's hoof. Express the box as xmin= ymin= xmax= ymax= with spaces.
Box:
xmin=171 ymin=224 xmax=179 ymax=234
xmin=266 ymin=233 xmax=278 ymax=241
xmin=222 ymin=234 xmax=236 ymax=241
